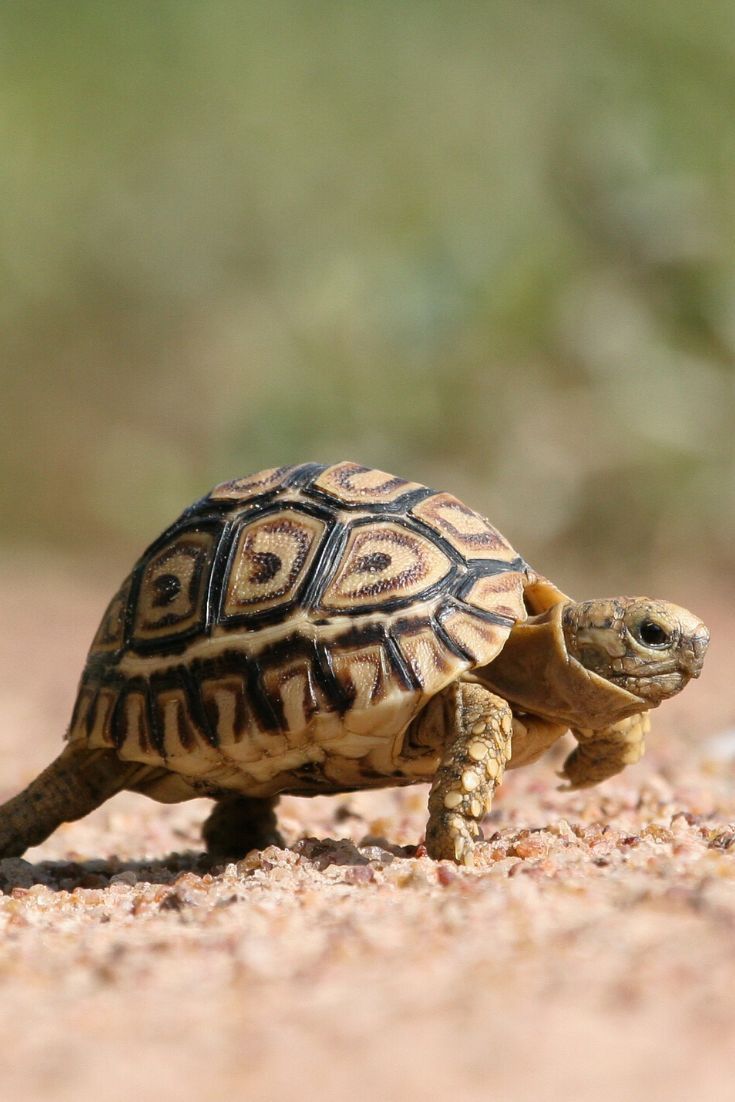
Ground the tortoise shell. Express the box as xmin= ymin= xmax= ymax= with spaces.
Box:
xmin=68 ymin=462 xmax=537 ymax=798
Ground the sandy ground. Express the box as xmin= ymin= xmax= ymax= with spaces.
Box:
xmin=0 ymin=557 xmax=733 ymax=1102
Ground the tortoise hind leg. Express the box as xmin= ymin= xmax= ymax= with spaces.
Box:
xmin=0 ymin=745 xmax=143 ymax=858
xmin=202 ymin=795 xmax=283 ymax=858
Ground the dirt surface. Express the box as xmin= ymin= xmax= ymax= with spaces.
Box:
xmin=0 ymin=558 xmax=734 ymax=1102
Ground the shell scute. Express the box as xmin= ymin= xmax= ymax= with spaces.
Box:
xmin=436 ymin=607 xmax=511 ymax=665
xmin=118 ymin=690 xmax=151 ymax=761
xmin=199 ymin=675 xmax=249 ymax=745
xmin=329 ymin=643 xmax=390 ymax=716
xmin=132 ymin=528 xmax=217 ymax=647
xmin=311 ymin=461 xmax=423 ymax=506
xmin=90 ymin=576 xmax=132 ymax=655
xmin=221 ymin=508 xmax=328 ymax=621
xmin=396 ymin=622 xmax=457 ymax=692
xmin=208 ymin=465 xmax=299 ymax=503
xmin=92 ymin=688 xmax=119 ymax=747
xmin=460 ymin=571 xmax=528 ymax=623
xmin=317 ymin=521 xmax=453 ymax=612
xmin=260 ymin=661 xmax=320 ymax=739
xmin=411 ymin=492 xmax=516 ymax=562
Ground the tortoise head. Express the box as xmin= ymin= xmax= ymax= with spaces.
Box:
xmin=476 ymin=584 xmax=709 ymax=731
xmin=561 ymin=597 xmax=709 ymax=704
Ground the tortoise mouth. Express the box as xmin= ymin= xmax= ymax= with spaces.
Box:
xmin=608 ymin=668 xmax=690 ymax=701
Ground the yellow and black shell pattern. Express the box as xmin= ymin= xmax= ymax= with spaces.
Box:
xmin=68 ymin=463 xmax=531 ymax=796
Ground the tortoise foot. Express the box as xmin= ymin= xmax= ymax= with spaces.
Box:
xmin=202 ymin=795 xmax=283 ymax=858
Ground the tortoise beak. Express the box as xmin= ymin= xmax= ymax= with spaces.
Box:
xmin=680 ymin=624 xmax=710 ymax=679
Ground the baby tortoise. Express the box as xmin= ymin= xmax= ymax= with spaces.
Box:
xmin=0 ymin=462 xmax=709 ymax=866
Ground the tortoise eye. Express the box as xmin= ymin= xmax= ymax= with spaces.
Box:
xmin=638 ymin=620 xmax=670 ymax=647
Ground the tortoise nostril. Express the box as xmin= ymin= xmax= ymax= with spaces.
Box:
xmin=693 ymin=627 xmax=710 ymax=660
xmin=682 ymin=626 xmax=710 ymax=676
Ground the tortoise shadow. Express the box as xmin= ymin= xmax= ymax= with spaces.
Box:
xmin=0 ymin=835 xmax=416 ymax=892
xmin=0 ymin=849 xmax=214 ymax=892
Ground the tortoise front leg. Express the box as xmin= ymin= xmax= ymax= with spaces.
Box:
xmin=423 ymin=678 xmax=513 ymax=867
xmin=560 ymin=713 xmax=650 ymax=789
xmin=202 ymin=795 xmax=283 ymax=858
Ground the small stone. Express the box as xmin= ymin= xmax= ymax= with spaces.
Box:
xmin=471 ymin=721 xmax=487 ymax=735
xmin=159 ymin=892 xmax=185 ymax=912
xmin=436 ymin=864 xmax=457 ymax=886
xmin=468 ymin=741 xmax=488 ymax=761
xmin=641 ymin=823 xmax=673 ymax=844
xmin=553 ymin=819 xmax=577 ymax=842
xmin=444 ymin=791 xmax=463 ymax=810
xmin=358 ymin=844 xmax=395 ymax=865
xmin=344 ymin=865 xmax=375 ymax=885
xmin=238 ymin=851 xmax=263 ymax=873
xmin=108 ymin=870 xmax=138 ymax=887
xmin=462 ymin=770 xmax=479 ymax=791
xmin=512 ymin=834 xmax=549 ymax=860
xmin=78 ymin=873 xmax=109 ymax=889
xmin=709 ymin=831 xmax=735 ymax=851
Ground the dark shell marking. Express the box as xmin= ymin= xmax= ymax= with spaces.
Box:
xmin=221 ymin=509 xmax=328 ymax=619
xmin=317 ymin=522 xmax=453 ymax=611
xmin=132 ymin=529 xmax=216 ymax=644
xmin=70 ymin=462 xmax=531 ymax=785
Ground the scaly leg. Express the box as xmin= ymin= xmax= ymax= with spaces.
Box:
xmin=423 ymin=678 xmax=513 ymax=866
xmin=560 ymin=713 xmax=650 ymax=789
xmin=201 ymin=795 xmax=283 ymax=858
xmin=0 ymin=745 xmax=144 ymax=858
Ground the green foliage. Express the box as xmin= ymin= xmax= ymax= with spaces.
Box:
xmin=1 ymin=1 xmax=733 ymax=585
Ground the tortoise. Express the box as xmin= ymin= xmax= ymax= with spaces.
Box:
xmin=0 ymin=461 xmax=709 ymax=866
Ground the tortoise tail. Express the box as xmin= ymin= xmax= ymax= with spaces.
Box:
xmin=0 ymin=745 xmax=140 ymax=858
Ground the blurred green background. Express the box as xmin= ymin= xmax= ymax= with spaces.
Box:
xmin=1 ymin=1 xmax=733 ymax=593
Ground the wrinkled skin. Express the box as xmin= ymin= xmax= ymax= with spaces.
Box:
xmin=561 ymin=597 xmax=709 ymax=703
